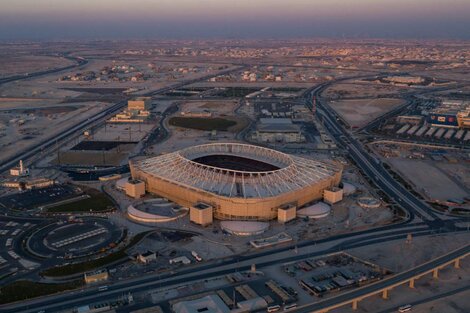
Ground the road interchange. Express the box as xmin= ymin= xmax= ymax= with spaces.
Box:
xmin=0 ymin=73 xmax=468 ymax=313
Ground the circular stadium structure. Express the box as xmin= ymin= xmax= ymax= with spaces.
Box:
xmin=127 ymin=198 xmax=188 ymax=223
xmin=130 ymin=143 xmax=342 ymax=221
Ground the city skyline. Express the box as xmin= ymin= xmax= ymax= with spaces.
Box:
xmin=1 ymin=0 xmax=469 ymax=40
xmin=0 ymin=1 xmax=469 ymax=312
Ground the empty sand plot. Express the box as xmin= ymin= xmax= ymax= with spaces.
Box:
xmin=388 ymin=158 xmax=469 ymax=202
xmin=330 ymin=98 xmax=404 ymax=128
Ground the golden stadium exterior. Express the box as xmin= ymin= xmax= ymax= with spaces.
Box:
xmin=130 ymin=143 xmax=342 ymax=221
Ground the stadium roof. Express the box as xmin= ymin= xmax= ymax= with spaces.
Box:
xmin=133 ymin=143 xmax=341 ymax=199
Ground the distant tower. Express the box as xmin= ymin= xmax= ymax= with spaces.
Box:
xmin=10 ymin=159 xmax=29 ymax=177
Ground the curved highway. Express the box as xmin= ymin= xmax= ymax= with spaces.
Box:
xmin=306 ymin=80 xmax=445 ymax=226
xmin=0 ymin=73 xmax=467 ymax=313
xmin=0 ymin=53 xmax=87 ymax=86
xmin=0 ymin=225 xmax=454 ymax=313
xmin=0 ymin=66 xmax=246 ymax=175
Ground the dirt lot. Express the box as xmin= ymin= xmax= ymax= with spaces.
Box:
xmin=0 ymin=55 xmax=74 ymax=78
xmin=329 ymin=98 xmax=404 ymax=128
xmin=334 ymin=233 xmax=470 ymax=313
xmin=325 ymin=82 xmax=408 ymax=100
xmin=387 ymin=158 xmax=469 ymax=202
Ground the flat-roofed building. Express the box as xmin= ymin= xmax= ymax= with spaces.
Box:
xmin=396 ymin=115 xmax=423 ymax=125
xmin=137 ymin=251 xmax=157 ymax=264
xmin=428 ymin=100 xmax=470 ymax=129
xmin=457 ymin=108 xmax=470 ymax=129
xmin=84 ymin=269 xmax=108 ymax=284
xmin=172 ymin=294 xmax=230 ymax=313
xmin=128 ymin=97 xmax=151 ymax=111
xmin=252 ymin=118 xmax=305 ymax=143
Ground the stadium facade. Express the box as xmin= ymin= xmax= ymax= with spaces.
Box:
xmin=130 ymin=143 xmax=342 ymax=222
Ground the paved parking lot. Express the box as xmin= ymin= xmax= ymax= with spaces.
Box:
xmin=0 ymin=185 xmax=79 ymax=211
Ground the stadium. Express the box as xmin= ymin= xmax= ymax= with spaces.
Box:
xmin=129 ymin=143 xmax=342 ymax=222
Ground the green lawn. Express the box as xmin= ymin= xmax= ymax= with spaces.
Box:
xmin=169 ymin=117 xmax=237 ymax=131
xmin=46 ymin=188 xmax=115 ymax=213
xmin=0 ymin=280 xmax=84 ymax=304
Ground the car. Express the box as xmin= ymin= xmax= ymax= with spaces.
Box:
xmin=398 ymin=304 xmax=412 ymax=312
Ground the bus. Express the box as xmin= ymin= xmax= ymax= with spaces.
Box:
xmin=398 ymin=304 xmax=412 ymax=312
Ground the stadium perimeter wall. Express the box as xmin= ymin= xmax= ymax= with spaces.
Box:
xmin=130 ymin=162 xmax=342 ymax=221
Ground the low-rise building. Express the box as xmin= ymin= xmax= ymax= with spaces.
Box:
xmin=128 ymin=97 xmax=151 ymax=111
xmin=396 ymin=115 xmax=423 ymax=125
xmin=9 ymin=160 xmax=29 ymax=177
xmin=169 ymin=256 xmax=191 ymax=265
xmin=84 ymin=269 xmax=108 ymax=284
xmin=252 ymin=118 xmax=305 ymax=143
xmin=137 ymin=251 xmax=157 ymax=264
xmin=428 ymin=100 xmax=470 ymax=129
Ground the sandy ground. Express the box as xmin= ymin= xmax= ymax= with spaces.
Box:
xmin=387 ymin=158 xmax=469 ymax=202
xmin=148 ymin=100 xmax=246 ymax=154
xmin=325 ymin=82 xmax=409 ymax=100
xmin=0 ymin=55 xmax=75 ymax=78
xmin=329 ymin=98 xmax=405 ymax=128
xmin=258 ymin=231 xmax=469 ymax=313
xmin=435 ymin=162 xmax=470 ymax=191
xmin=0 ymin=56 xmax=236 ymax=168
xmin=0 ymin=100 xmax=112 ymax=164
xmin=332 ymin=233 xmax=470 ymax=313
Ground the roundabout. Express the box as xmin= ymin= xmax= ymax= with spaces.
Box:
xmin=26 ymin=217 xmax=123 ymax=259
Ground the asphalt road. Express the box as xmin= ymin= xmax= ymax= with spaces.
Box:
xmin=375 ymin=284 xmax=470 ymax=313
xmin=306 ymin=80 xmax=443 ymax=226
xmin=0 ymin=65 xmax=246 ymax=175
xmin=292 ymin=244 xmax=470 ymax=313
xmin=1 ymin=72 xmax=467 ymax=313
xmin=1 ymin=226 xmax=451 ymax=313
xmin=0 ymin=54 xmax=88 ymax=87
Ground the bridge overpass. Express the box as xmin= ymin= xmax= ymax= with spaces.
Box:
xmin=294 ymin=244 xmax=469 ymax=313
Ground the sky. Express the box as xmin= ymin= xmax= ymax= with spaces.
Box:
xmin=0 ymin=0 xmax=469 ymax=40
